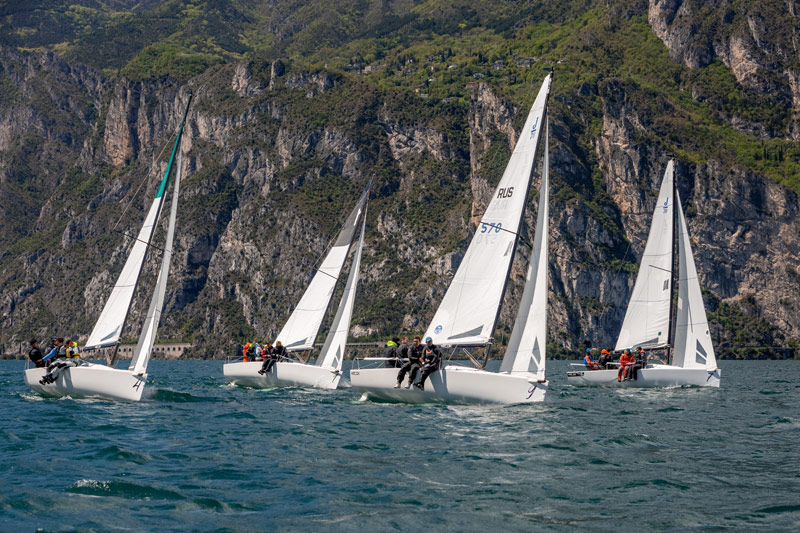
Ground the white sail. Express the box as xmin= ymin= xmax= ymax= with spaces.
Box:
xmin=424 ymin=73 xmax=552 ymax=346
xmin=129 ymin=150 xmax=182 ymax=374
xmin=500 ymin=121 xmax=549 ymax=379
xmin=615 ymin=161 xmax=675 ymax=351
xmin=275 ymin=187 xmax=369 ymax=351
xmin=672 ymin=193 xmax=717 ymax=369
xmin=316 ymin=212 xmax=366 ymax=370
xmin=84 ymin=185 xmax=168 ymax=350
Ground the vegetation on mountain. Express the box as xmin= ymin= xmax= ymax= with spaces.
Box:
xmin=0 ymin=0 xmax=797 ymax=358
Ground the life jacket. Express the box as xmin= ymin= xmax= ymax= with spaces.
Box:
xmin=67 ymin=343 xmax=81 ymax=359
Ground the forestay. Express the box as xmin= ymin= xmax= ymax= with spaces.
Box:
xmin=500 ymin=122 xmax=549 ymax=379
xmin=84 ymin=116 xmax=186 ymax=351
xmin=671 ymin=194 xmax=717 ymax=369
xmin=275 ymin=186 xmax=369 ymax=352
xmin=424 ymin=73 xmax=552 ymax=346
xmin=615 ymin=161 xmax=675 ymax=351
xmin=130 ymin=150 xmax=182 ymax=374
xmin=316 ymin=213 xmax=366 ymax=370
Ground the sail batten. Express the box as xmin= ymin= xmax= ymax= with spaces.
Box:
xmin=275 ymin=185 xmax=370 ymax=351
xmin=500 ymin=120 xmax=549 ymax=378
xmin=615 ymin=161 xmax=675 ymax=352
xmin=424 ymin=74 xmax=552 ymax=346
xmin=317 ymin=211 xmax=366 ymax=370
xmin=130 ymin=149 xmax=182 ymax=374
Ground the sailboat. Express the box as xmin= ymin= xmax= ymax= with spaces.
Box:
xmin=567 ymin=160 xmax=721 ymax=387
xmin=223 ymin=182 xmax=370 ymax=390
xmin=24 ymin=94 xmax=192 ymax=401
xmin=349 ymin=73 xmax=554 ymax=405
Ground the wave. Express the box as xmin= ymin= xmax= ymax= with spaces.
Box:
xmin=67 ymin=479 xmax=185 ymax=501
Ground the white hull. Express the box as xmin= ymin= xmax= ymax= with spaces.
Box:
xmin=223 ymin=361 xmax=342 ymax=390
xmin=566 ymin=365 xmax=721 ymax=388
xmin=24 ymin=363 xmax=147 ymax=401
xmin=349 ymin=365 xmax=547 ymax=405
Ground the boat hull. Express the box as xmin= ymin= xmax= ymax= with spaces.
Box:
xmin=24 ymin=363 xmax=147 ymax=401
xmin=223 ymin=361 xmax=342 ymax=390
xmin=566 ymin=365 xmax=720 ymax=388
xmin=349 ymin=366 xmax=547 ymax=405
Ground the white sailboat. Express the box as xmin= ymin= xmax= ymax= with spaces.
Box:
xmin=349 ymin=73 xmax=554 ymax=405
xmin=24 ymin=95 xmax=193 ymax=401
xmin=223 ymin=182 xmax=370 ymax=390
xmin=567 ymin=160 xmax=721 ymax=387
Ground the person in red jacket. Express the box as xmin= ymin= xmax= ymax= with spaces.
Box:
xmin=618 ymin=349 xmax=634 ymax=381
xmin=583 ymin=348 xmax=599 ymax=370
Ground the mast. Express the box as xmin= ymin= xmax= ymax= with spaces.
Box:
xmin=666 ymin=159 xmax=677 ymax=365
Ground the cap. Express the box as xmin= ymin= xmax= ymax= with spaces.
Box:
xmin=425 ymin=337 xmax=432 ymax=342
xmin=601 ymin=349 xmax=610 ymax=354
xmin=585 ymin=348 xmax=591 ymax=353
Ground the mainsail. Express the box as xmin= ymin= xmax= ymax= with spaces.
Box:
xmin=129 ymin=149 xmax=182 ymax=374
xmin=615 ymin=161 xmax=675 ymax=351
xmin=671 ymin=193 xmax=717 ymax=369
xmin=500 ymin=121 xmax=549 ymax=379
xmin=316 ymin=212 xmax=366 ymax=370
xmin=424 ymin=73 xmax=552 ymax=346
xmin=84 ymin=97 xmax=192 ymax=351
xmin=275 ymin=184 xmax=369 ymax=351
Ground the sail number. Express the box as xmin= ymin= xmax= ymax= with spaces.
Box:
xmin=480 ymin=222 xmax=502 ymax=233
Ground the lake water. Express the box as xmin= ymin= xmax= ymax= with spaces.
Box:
xmin=1 ymin=360 xmax=798 ymax=531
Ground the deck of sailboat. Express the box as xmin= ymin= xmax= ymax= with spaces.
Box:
xmin=24 ymin=363 xmax=147 ymax=401
xmin=223 ymin=360 xmax=342 ymax=390
xmin=566 ymin=364 xmax=721 ymax=388
xmin=349 ymin=365 xmax=547 ymax=405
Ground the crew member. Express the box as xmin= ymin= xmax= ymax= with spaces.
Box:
xmin=39 ymin=337 xmax=68 ymax=385
xmin=618 ymin=348 xmax=634 ymax=381
xmin=584 ymin=348 xmax=599 ymax=370
xmin=597 ymin=349 xmax=612 ymax=369
xmin=384 ymin=337 xmax=400 ymax=368
xmin=415 ymin=337 xmax=442 ymax=390
xmin=258 ymin=342 xmax=278 ymax=374
xmin=28 ymin=339 xmax=45 ymax=368
xmin=395 ymin=336 xmax=423 ymax=388
xmin=631 ymin=346 xmax=647 ymax=380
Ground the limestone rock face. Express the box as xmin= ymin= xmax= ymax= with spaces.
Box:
xmin=1 ymin=43 xmax=798 ymax=358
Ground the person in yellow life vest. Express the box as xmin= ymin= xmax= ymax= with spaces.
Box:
xmin=66 ymin=341 xmax=81 ymax=360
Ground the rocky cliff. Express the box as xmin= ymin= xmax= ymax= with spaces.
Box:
xmin=1 ymin=1 xmax=798 ymax=359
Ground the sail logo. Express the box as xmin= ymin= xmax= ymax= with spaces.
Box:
xmin=529 ymin=117 xmax=539 ymax=139
xmin=434 ymin=325 xmax=443 ymax=334
xmin=662 ymin=198 xmax=670 ymax=214
xmin=497 ymin=187 xmax=514 ymax=199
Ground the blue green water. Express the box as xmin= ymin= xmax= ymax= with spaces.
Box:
xmin=1 ymin=360 xmax=798 ymax=531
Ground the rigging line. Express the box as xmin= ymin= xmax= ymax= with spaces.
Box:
xmin=111 ymin=228 xmax=168 ymax=255
xmin=111 ymin=129 xmax=179 ymax=232
xmin=614 ymin=240 xmax=633 ymax=279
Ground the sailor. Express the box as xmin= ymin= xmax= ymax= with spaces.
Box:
xmin=631 ymin=346 xmax=647 ymax=380
xmin=383 ymin=337 xmax=400 ymax=368
xmin=415 ymin=337 xmax=442 ymax=390
xmin=583 ymin=348 xmax=599 ymax=370
xmin=394 ymin=336 xmax=423 ymax=388
xmin=273 ymin=341 xmax=287 ymax=361
xmin=258 ymin=342 xmax=278 ymax=374
xmin=28 ymin=339 xmax=45 ymax=368
xmin=242 ymin=342 xmax=252 ymax=362
xmin=617 ymin=348 xmax=634 ymax=381
xmin=597 ymin=349 xmax=612 ymax=369
xmin=397 ymin=337 xmax=410 ymax=365
xmin=39 ymin=337 xmax=67 ymax=385
xmin=254 ymin=342 xmax=263 ymax=361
